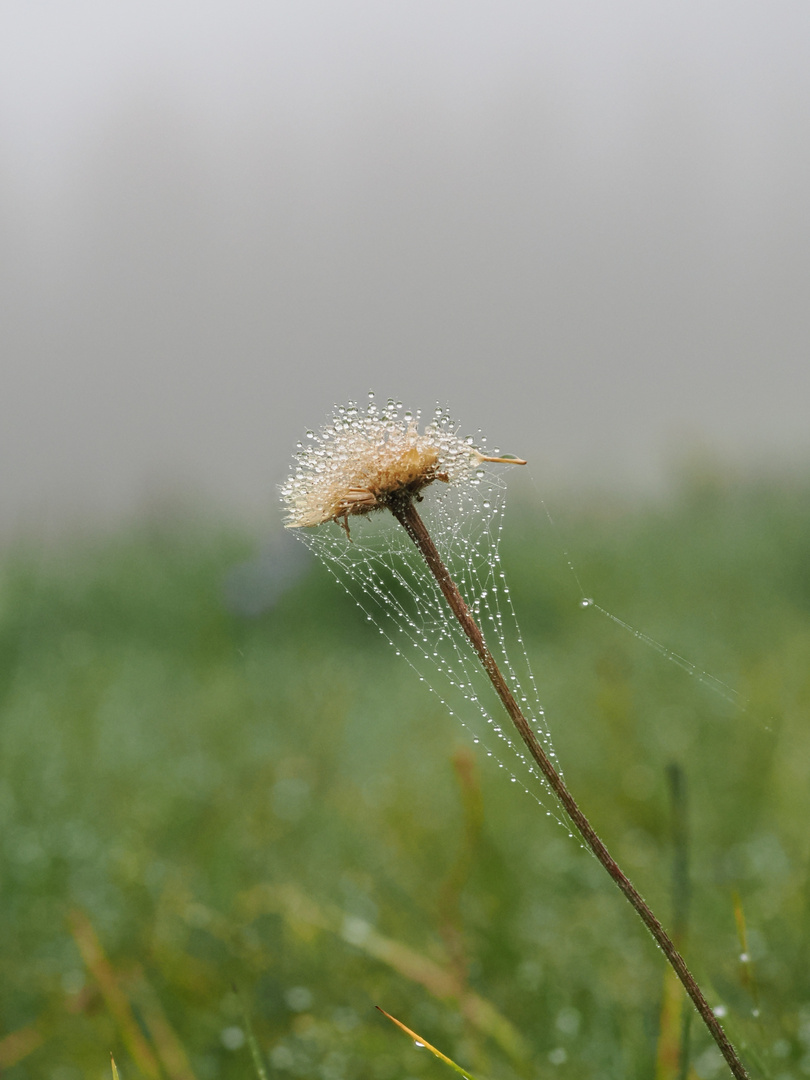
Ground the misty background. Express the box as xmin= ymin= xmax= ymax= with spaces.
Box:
xmin=2 ymin=1 xmax=809 ymax=539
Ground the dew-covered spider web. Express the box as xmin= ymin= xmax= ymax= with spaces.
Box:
xmin=290 ymin=398 xmax=567 ymax=820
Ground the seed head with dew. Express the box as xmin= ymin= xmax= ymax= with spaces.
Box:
xmin=281 ymin=397 xmax=524 ymax=537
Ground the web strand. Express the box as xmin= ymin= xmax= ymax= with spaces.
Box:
xmin=529 ymin=476 xmax=756 ymax=723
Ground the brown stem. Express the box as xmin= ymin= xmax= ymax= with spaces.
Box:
xmin=390 ymin=497 xmax=749 ymax=1080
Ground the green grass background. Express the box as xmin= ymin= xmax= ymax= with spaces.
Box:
xmin=2 ymin=471 xmax=810 ymax=1080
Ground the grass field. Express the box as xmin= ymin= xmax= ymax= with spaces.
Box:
xmin=2 ymin=470 xmax=810 ymax=1080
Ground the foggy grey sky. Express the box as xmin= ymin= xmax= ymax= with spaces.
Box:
xmin=2 ymin=1 xmax=810 ymax=537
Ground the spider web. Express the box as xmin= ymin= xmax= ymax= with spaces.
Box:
xmin=294 ymin=444 xmax=566 ymax=817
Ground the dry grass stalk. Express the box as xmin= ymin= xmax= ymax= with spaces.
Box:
xmin=283 ymin=398 xmax=750 ymax=1080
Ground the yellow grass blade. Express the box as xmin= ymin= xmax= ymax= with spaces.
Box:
xmin=69 ymin=909 xmax=161 ymax=1080
xmin=0 ymin=1026 xmax=43 ymax=1070
xmin=376 ymin=1006 xmax=486 ymax=1080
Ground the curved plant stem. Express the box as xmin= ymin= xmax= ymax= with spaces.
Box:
xmin=390 ymin=497 xmax=750 ymax=1080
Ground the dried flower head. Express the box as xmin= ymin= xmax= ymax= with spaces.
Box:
xmin=282 ymin=396 xmax=524 ymax=534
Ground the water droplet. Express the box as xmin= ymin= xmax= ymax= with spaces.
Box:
xmin=580 ymin=597 xmax=594 ymax=608
xmin=413 ymin=1041 xmax=425 ymax=1049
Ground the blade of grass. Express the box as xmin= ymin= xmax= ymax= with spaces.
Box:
xmin=232 ymin=984 xmax=269 ymax=1080
xmin=656 ymin=764 xmax=692 ymax=1080
xmin=69 ymin=908 xmax=161 ymax=1080
xmin=0 ymin=1026 xmax=43 ymax=1070
xmin=437 ymin=748 xmax=484 ymax=989
xmin=376 ymin=1006 xmax=486 ymax=1080
xmin=130 ymin=967 xmax=198 ymax=1080
xmin=732 ymin=893 xmax=761 ymax=1019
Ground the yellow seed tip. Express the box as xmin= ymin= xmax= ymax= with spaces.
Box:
xmin=475 ymin=452 xmax=527 ymax=466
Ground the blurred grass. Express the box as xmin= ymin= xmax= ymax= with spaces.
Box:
xmin=2 ymin=472 xmax=810 ymax=1079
